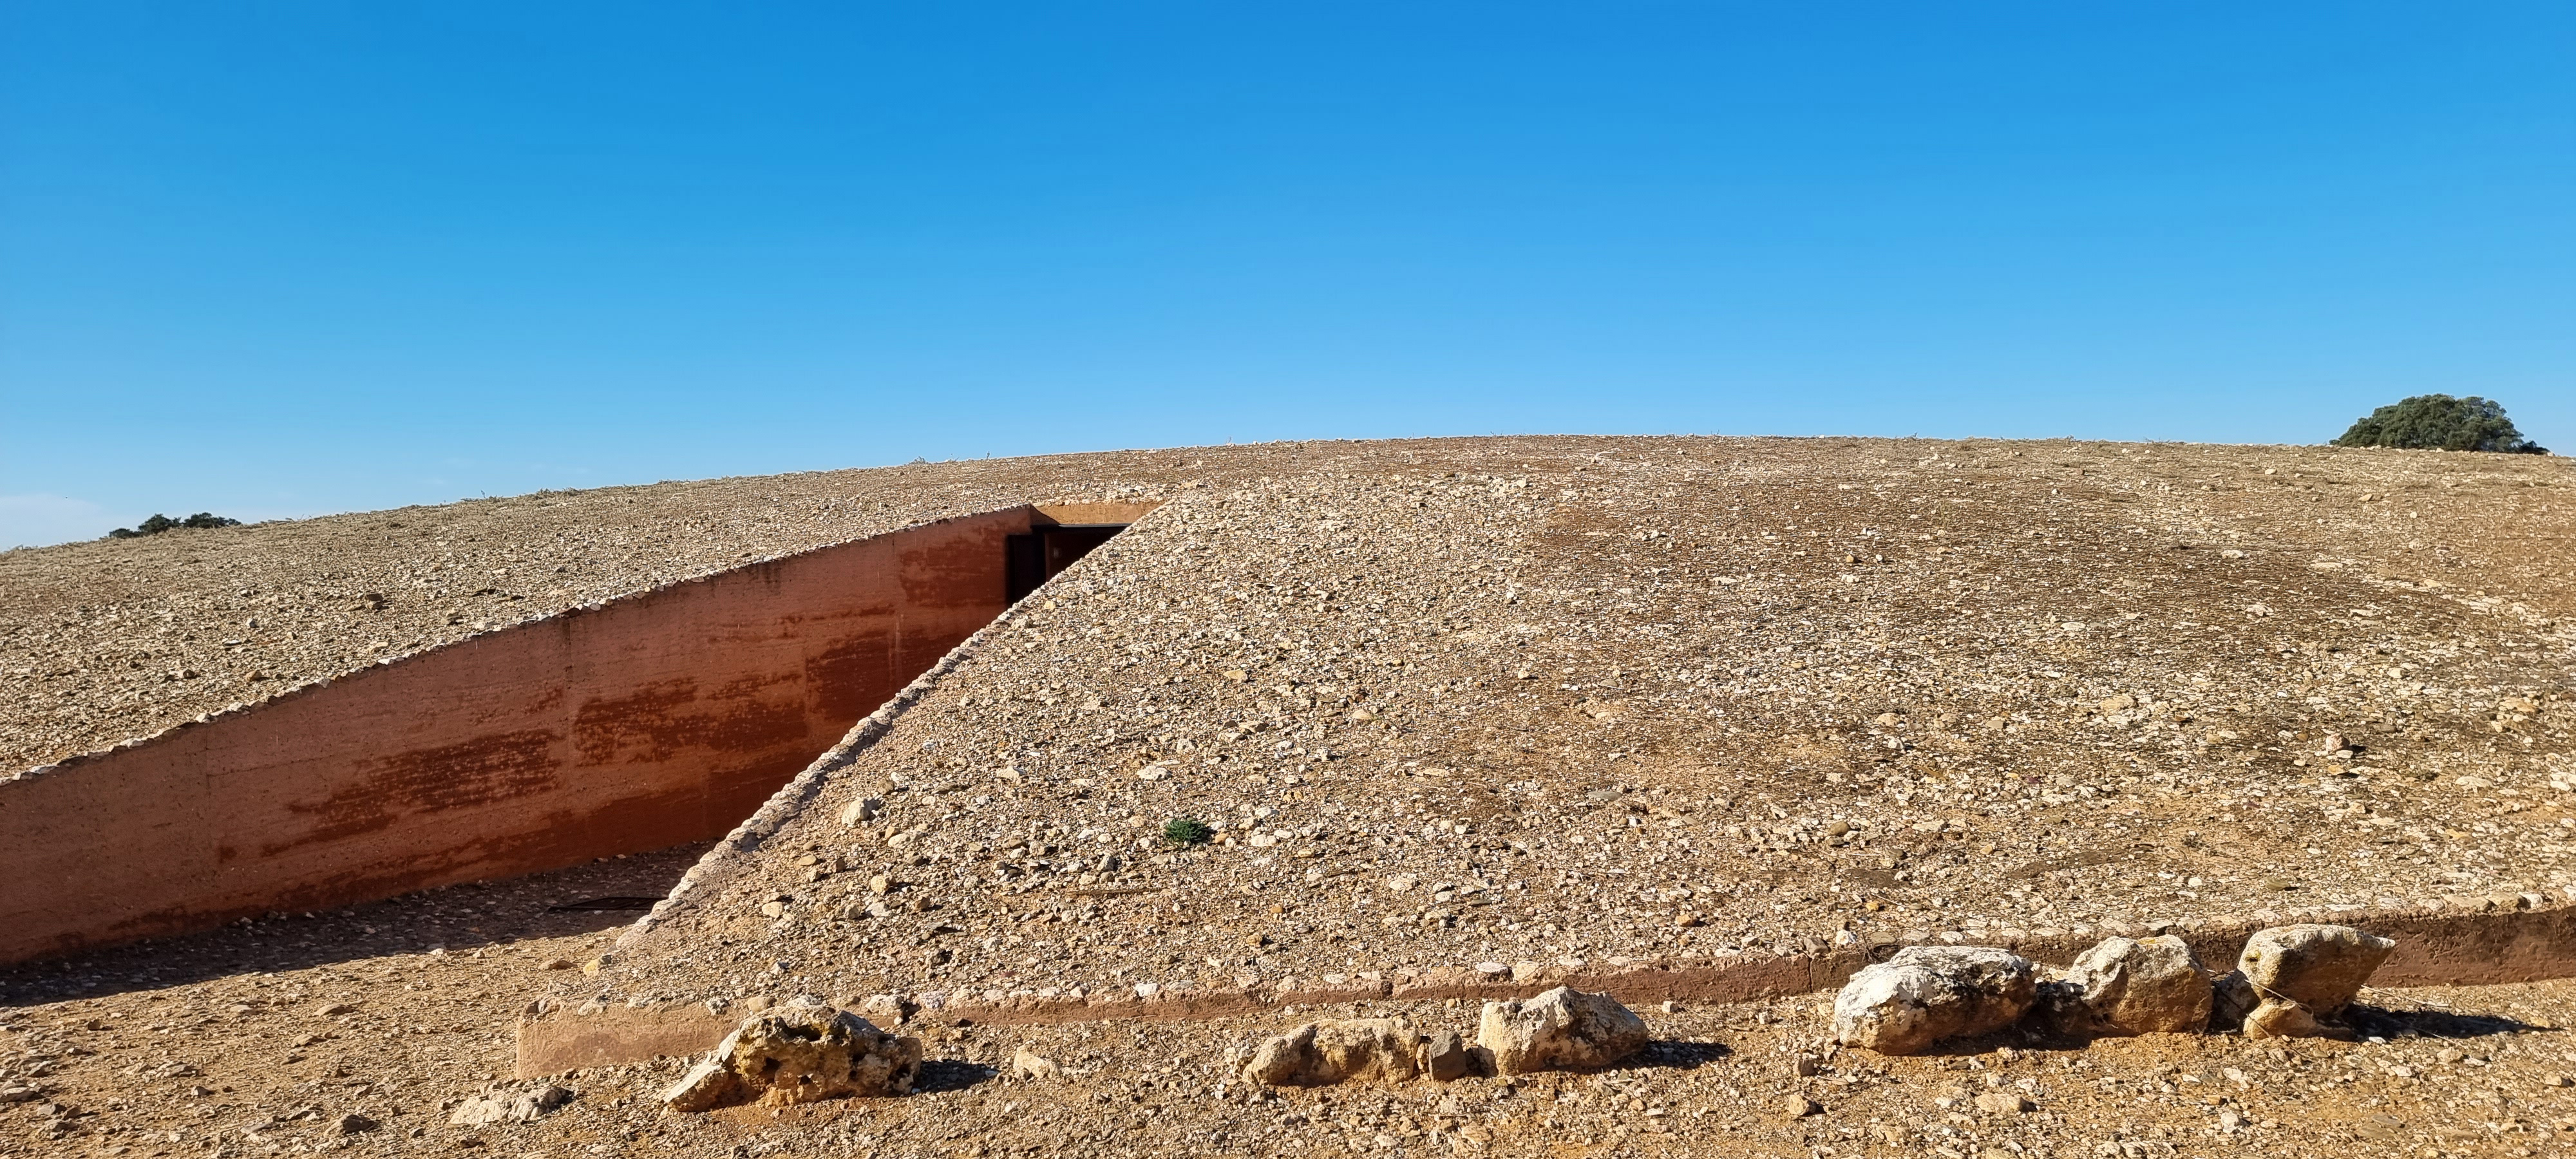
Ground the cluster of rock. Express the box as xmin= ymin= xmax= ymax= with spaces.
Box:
xmin=656 ymin=986 xmax=1652 ymax=1109
xmin=1242 ymin=986 xmax=1648 ymax=1086
xmin=661 ymin=1001 xmax=924 ymax=1111
xmin=1833 ymin=924 xmax=2397 ymax=1055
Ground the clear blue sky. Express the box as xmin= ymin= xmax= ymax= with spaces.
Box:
xmin=5 ymin=4 xmax=2569 ymax=547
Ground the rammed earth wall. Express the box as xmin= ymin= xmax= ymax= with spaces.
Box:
xmin=0 ymin=507 xmax=1061 ymax=964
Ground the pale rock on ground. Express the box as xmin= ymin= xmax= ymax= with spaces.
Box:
xmin=661 ymin=1001 xmax=922 ymax=1111
xmin=1244 ymin=1018 xmax=1430 ymax=1086
xmin=447 ymin=1082 xmax=573 ymax=1125
xmin=1010 ymin=1046 xmax=1061 ymax=1082
xmin=2237 ymin=923 xmax=2400 ymax=1013
xmin=2059 ymin=934 xmax=2216 ymax=1036
xmin=1835 ymin=946 xmax=2040 ymax=1055
xmin=1477 ymin=986 xmax=1649 ymax=1075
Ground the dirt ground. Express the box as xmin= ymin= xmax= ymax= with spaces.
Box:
xmin=5 ymin=846 xmax=2576 ymax=1158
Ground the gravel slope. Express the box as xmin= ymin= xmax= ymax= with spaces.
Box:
xmin=557 ymin=439 xmax=2576 ymax=1037
xmin=5 ymin=435 xmax=2573 ymax=1157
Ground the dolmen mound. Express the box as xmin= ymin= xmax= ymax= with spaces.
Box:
xmin=1835 ymin=923 xmax=2396 ymax=1055
xmin=6 ymin=437 xmax=2575 ymax=1154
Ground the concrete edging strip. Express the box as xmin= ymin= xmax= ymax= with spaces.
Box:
xmin=518 ymin=900 xmax=2576 ymax=1076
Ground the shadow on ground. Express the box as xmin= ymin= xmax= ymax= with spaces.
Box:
xmin=0 ymin=842 xmax=711 ymax=1006
xmin=1622 ymin=1039 xmax=1733 ymax=1070
xmin=916 ymin=1060 xmax=1001 ymax=1094
xmin=2351 ymin=1001 xmax=2548 ymax=1042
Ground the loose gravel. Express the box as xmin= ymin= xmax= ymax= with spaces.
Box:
xmin=591 ymin=439 xmax=2576 ymax=1023
xmin=5 ymin=435 xmax=2574 ymax=1156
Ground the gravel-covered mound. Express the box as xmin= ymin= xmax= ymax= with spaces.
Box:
xmin=6 ymin=434 xmax=2575 ymax=1157
xmin=487 ymin=438 xmax=2573 ymax=1019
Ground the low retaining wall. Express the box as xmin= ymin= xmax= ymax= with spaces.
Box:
xmin=516 ymin=901 xmax=2576 ymax=1076
xmin=0 ymin=506 xmax=1094 ymax=965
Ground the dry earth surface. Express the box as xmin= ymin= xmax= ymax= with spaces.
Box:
xmin=6 ymin=435 xmax=2575 ymax=1156
xmin=8 ymin=858 xmax=2576 ymax=1159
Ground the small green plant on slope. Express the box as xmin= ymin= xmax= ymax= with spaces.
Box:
xmin=1162 ymin=816 xmax=1215 ymax=845
xmin=108 ymin=513 xmax=243 ymax=539
xmin=2332 ymin=395 xmax=2548 ymax=455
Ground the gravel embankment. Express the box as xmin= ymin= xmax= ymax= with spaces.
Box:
xmin=4 ymin=435 xmax=2572 ymax=1156
xmin=581 ymin=440 xmax=2576 ymax=1031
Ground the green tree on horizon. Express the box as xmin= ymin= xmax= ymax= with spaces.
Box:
xmin=107 ymin=512 xmax=243 ymax=540
xmin=2332 ymin=395 xmax=2548 ymax=455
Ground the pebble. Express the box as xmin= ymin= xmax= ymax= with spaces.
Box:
xmin=1972 ymin=1091 xmax=2032 ymax=1114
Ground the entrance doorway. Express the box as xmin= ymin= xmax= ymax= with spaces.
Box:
xmin=1005 ymin=523 xmax=1125 ymax=602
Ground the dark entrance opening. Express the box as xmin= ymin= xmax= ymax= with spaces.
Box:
xmin=1006 ymin=523 xmax=1125 ymax=603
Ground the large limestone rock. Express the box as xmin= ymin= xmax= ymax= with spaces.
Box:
xmin=1833 ymin=947 xmax=2038 ymax=1055
xmin=1476 ymin=986 xmax=1649 ymax=1075
xmin=2059 ymin=936 xmax=2213 ymax=1035
xmin=2235 ymin=925 xmax=2395 ymax=1015
xmin=660 ymin=1002 xmax=923 ymax=1111
xmin=1244 ymin=1019 xmax=1427 ymax=1086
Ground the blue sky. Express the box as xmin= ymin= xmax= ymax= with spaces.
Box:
xmin=4 ymin=4 xmax=2569 ymax=547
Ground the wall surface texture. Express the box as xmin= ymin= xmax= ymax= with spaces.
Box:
xmin=0 ymin=508 xmax=1045 ymax=964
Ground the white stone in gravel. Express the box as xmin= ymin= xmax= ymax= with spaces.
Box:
xmin=2060 ymin=935 xmax=2213 ymax=1035
xmin=449 ymin=1084 xmax=573 ymax=1126
xmin=1010 ymin=1048 xmax=1061 ymax=1082
xmin=2236 ymin=925 xmax=2395 ymax=1014
xmin=1477 ymin=986 xmax=1648 ymax=1075
xmin=855 ymin=993 xmax=914 ymax=1025
xmin=663 ymin=1001 xmax=922 ymax=1111
xmin=1244 ymin=1019 xmax=1426 ymax=1086
xmin=1833 ymin=947 xmax=2037 ymax=1055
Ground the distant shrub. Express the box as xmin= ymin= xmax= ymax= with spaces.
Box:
xmin=108 ymin=512 xmax=242 ymax=539
xmin=2333 ymin=395 xmax=2548 ymax=455
xmin=1162 ymin=816 xmax=1215 ymax=845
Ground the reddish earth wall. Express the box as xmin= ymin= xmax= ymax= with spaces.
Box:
xmin=0 ymin=508 xmax=1046 ymax=965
